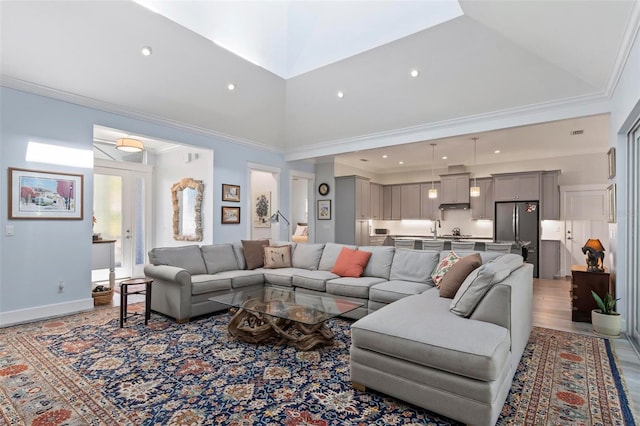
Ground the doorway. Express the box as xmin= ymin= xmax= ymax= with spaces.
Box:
xmin=561 ymin=186 xmax=609 ymax=275
xmin=290 ymin=172 xmax=314 ymax=242
xmin=93 ymin=160 xmax=152 ymax=281
xmin=248 ymin=164 xmax=281 ymax=240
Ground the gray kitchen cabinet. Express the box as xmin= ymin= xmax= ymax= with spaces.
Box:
xmin=383 ymin=185 xmax=402 ymax=220
xmin=540 ymin=240 xmax=561 ymax=279
xmin=420 ymin=183 xmax=441 ymax=220
xmin=400 ymin=184 xmax=421 ymax=219
xmin=542 ymin=171 xmax=560 ymax=220
xmin=470 ymin=178 xmax=494 ymax=220
xmin=441 ymin=173 xmax=470 ymax=204
xmin=335 ymin=176 xmax=371 ymax=245
xmin=493 ymin=172 xmax=541 ymax=201
xmin=370 ymin=183 xmax=383 ymax=220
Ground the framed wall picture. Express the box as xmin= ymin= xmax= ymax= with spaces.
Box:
xmin=607 ymin=184 xmax=616 ymax=223
xmin=221 ymin=206 xmax=240 ymax=224
xmin=607 ymin=147 xmax=616 ymax=179
xmin=253 ymin=191 xmax=271 ymax=228
xmin=222 ymin=184 xmax=240 ymax=202
xmin=9 ymin=167 xmax=84 ymax=219
xmin=317 ymin=199 xmax=331 ymax=220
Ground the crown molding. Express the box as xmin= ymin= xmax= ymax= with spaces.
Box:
xmin=605 ymin=0 xmax=640 ymax=97
xmin=283 ymin=92 xmax=612 ymax=162
xmin=0 ymin=76 xmax=281 ymax=154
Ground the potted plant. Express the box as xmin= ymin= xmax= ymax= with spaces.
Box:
xmin=591 ymin=291 xmax=621 ymax=337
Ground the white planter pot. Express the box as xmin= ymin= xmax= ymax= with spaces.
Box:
xmin=591 ymin=309 xmax=621 ymax=337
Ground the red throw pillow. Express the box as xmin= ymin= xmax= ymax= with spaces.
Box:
xmin=331 ymin=247 xmax=372 ymax=278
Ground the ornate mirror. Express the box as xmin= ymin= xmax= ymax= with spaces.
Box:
xmin=171 ymin=178 xmax=204 ymax=241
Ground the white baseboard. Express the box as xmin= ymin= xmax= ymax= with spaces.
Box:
xmin=0 ymin=298 xmax=94 ymax=328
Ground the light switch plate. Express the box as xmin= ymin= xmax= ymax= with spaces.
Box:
xmin=5 ymin=225 xmax=14 ymax=236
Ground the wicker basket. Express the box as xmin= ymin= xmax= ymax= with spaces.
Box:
xmin=92 ymin=288 xmax=114 ymax=306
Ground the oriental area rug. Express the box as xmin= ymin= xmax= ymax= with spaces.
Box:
xmin=0 ymin=306 xmax=636 ymax=425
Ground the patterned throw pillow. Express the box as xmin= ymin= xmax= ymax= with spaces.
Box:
xmin=263 ymin=245 xmax=293 ymax=269
xmin=431 ymin=252 xmax=461 ymax=288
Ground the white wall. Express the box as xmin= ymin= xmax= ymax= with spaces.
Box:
xmin=154 ymin=146 xmax=214 ymax=247
xmin=337 ymin=152 xmax=608 ymax=187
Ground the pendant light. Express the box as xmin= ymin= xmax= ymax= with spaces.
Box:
xmin=428 ymin=143 xmax=438 ymax=199
xmin=470 ymin=137 xmax=480 ymax=198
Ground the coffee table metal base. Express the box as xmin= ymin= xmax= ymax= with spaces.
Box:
xmin=228 ymin=303 xmax=334 ymax=351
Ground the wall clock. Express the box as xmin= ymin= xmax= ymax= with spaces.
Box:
xmin=318 ymin=183 xmax=330 ymax=196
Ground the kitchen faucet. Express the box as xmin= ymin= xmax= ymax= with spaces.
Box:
xmin=431 ymin=219 xmax=441 ymax=239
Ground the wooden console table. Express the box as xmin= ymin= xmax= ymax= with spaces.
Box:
xmin=92 ymin=239 xmax=116 ymax=289
xmin=570 ymin=265 xmax=613 ymax=322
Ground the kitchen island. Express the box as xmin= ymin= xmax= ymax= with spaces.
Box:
xmin=383 ymin=235 xmax=528 ymax=256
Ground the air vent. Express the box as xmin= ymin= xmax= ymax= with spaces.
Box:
xmin=570 ymin=130 xmax=584 ymax=136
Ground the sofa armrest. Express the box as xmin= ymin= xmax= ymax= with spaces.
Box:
xmin=143 ymin=264 xmax=193 ymax=322
xmin=470 ymin=263 xmax=533 ymax=365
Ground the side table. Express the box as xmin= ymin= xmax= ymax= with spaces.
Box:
xmin=570 ymin=265 xmax=612 ymax=322
xmin=119 ymin=278 xmax=154 ymax=327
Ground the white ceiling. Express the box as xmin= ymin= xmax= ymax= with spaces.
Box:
xmin=133 ymin=0 xmax=463 ymax=79
xmin=1 ymin=0 xmax=638 ymax=169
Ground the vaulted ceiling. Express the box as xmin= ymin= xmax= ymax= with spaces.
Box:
xmin=1 ymin=1 xmax=638 ymax=168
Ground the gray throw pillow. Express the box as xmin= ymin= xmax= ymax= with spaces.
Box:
xmin=449 ymin=262 xmax=511 ymax=317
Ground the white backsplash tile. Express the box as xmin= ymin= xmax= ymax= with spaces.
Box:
xmin=372 ymin=209 xmax=493 ymax=237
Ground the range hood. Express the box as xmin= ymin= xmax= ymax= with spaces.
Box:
xmin=439 ymin=203 xmax=471 ymax=210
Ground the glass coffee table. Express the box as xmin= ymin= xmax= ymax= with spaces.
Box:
xmin=209 ymin=287 xmax=362 ymax=350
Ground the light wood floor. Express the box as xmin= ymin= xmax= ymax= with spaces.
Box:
xmin=533 ymin=277 xmax=640 ymax=416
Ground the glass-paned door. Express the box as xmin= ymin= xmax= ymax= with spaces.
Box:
xmin=93 ymin=164 xmax=151 ymax=280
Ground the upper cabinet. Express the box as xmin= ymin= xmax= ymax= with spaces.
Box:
xmin=420 ymin=183 xmax=441 ymax=220
xmin=370 ymin=183 xmax=383 ymax=220
xmin=493 ymin=172 xmax=541 ymax=201
xmin=383 ymin=185 xmax=402 ymax=220
xmin=541 ymin=171 xmax=560 ymax=220
xmin=441 ymin=173 xmax=470 ymax=204
xmin=400 ymin=184 xmax=421 ymax=219
xmin=470 ymin=178 xmax=494 ymax=220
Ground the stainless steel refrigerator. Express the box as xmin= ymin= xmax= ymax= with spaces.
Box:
xmin=494 ymin=201 xmax=539 ymax=277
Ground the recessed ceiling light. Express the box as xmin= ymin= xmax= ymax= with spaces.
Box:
xmin=337 ymin=91 xmax=344 ymax=98
xmin=494 ymin=150 xmax=501 ymax=154
xmin=442 ymin=156 xmax=447 ymax=160
xmin=410 ymin=69 xmax=419 ymax=77
xmin=227 ymin=83 xmax=236 ymax=91
xmin=382 ymin=155 xmax=388 ymax=159
xmin=399 ymin=161 xmax=404 ymax=165
xmin=141 ymin=46 xmax=152 ymax=56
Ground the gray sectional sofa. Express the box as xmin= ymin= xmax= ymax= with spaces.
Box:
xmin=143 ymin=240 xmax=533 ymax=425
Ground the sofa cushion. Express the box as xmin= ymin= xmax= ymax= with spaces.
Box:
xmin=262 ymin=268 xmax=301 ymax=287
xmin=351 ymin=290 xmax=511 ymax=381
xmin=318 ymin=243 xmax=356 ymax=271
xmin=209 ymin=270 xmax=265 ymax=289
xmin=292 ymin=270 xmax=340 ymax=292
xmin=190 ymin=274 xmax=232 ymax=295
xmin=358 ymin=246 xmax=395 ymax=280
xmin=432 ymin=251 xmax=461 ymax=287
xmin=439 ymin=253 xmax=482 ymax=298
xmin=326 ymin=276 xmax=386 ymax=299
xmin=449 ymin=259 xmax=520 ymax=317
xmin=263 ymin=245 xmax=293 ymax=269
xmin=148 ymin=245 xmax=207 ymax=275
xmin=369 ymin=280 xmax=432 ymax=304
xmin=390 ymin=249 xmax=440 ymax=285
xmin=232 ymin=242 xmax=247 ymax=270
xmin=241 ymin=239 xmax=270 ymax=270
xmin=331 ymin=247 xmax=372 ymax=278
xmin=201 ymin=244 xmax=239 ymax=274
xmin=292 ymin=243 xmax=325 ymax=270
